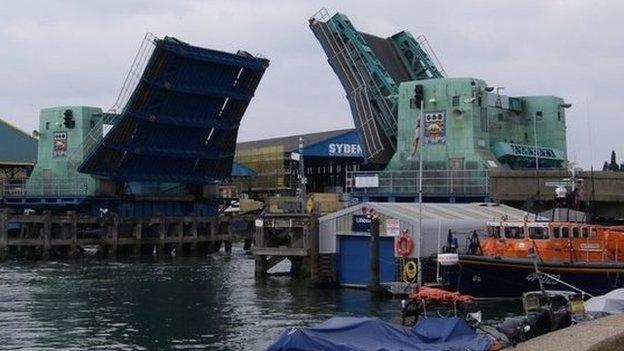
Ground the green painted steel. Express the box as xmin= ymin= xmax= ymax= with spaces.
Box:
xmin=310 ymin=10 xmax=567 ymax=172
xmin=386 ymin=78 xmax=568 ymax=171
xmin=309 ymin=9 xmax=444 ymax=164
xmin=26 ymin=106 xmax=102 ymax=196
xmin=389 ymin=31 xmax=445 ymax=80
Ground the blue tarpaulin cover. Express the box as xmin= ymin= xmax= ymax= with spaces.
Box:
xmin=267 ymin=317 xmax=492 ymax=351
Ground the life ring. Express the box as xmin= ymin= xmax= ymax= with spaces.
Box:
xmin=396 ymin=234 xmax=414 ymax=257
xmin=404 ymin=261 xmax=418 ymax=281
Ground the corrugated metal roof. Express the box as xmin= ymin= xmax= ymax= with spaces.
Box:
xmin=318 ymin=202 xmax=539 ymax=256
xmin=0 ymin=118 xmax=37 ymax=164
xmin=236 ymin=129 xmax=354 ymax=153
xmin=231 ymin=162 xmax=256 ymax=177
xmin=320 ymin=202 xmax=532 ymax=223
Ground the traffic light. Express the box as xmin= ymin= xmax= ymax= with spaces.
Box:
xmin=414 ymin=85 xmax=424 ymax=107
xmin=63 ymin=109 xmax=75 ymax=128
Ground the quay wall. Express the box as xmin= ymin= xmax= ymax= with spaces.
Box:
xmin=515 ymin=314 xmax=624 ymax=351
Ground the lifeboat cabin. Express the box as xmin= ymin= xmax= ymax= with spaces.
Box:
xmin=479 ymin=221 xmax=624 ymax=263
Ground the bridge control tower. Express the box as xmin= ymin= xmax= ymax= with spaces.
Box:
xmin=5 ymin=34 xmax=269 ymax=215
xmin=310 ymin=9 xmax=569 ymax=173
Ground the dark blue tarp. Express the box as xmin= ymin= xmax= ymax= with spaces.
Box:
xmin=267 ymin=317 xmax=492 ymax=351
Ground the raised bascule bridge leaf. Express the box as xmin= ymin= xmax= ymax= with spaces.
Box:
xmin=78 ymin=35 xmax=270 ymax=183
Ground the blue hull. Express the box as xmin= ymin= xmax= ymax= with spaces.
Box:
xmin=441 ymin=256 xmax=624 ymax=297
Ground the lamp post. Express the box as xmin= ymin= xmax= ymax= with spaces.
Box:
xmin=298 ymin=137 xmax=307 ymax=213
xmin=417 ymin=99 xmax=424 ymax=287
xmin=533 ymin=112 xmax=539 ymax=170
xmin=533 ymin=112 xmax=541 ymax=216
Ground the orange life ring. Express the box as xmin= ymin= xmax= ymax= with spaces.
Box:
xmin=396 ymin=234 xmax=414 ymax=257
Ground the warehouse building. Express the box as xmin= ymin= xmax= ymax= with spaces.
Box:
xmin=0 ymin=118 xmax=38 ymax=181
xmin=234 ymin=129 xmax=366 ymax=197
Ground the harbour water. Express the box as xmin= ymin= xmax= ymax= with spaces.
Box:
xmin=0 ymin=244 xmax=521 ymax=350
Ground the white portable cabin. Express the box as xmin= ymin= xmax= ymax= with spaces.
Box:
xmin=319 ymin=202 xmax=532 ymax=258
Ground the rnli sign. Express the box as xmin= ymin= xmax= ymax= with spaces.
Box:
xmin=352 ymin=215 xmax=371 ymax=232
xmin=328 ymin=143 xmax=363 ymax=157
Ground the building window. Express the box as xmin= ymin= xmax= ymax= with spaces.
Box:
xmin=452 ymin=96 xmax=460 ymax=106
xmin=572 ymin=227 xmax=580 ymax=238
xmin=536 ymin=111 xmax=543 ymax=117
xmin=529 ymin=226 xmax=549 ymax=240
xmin=553 ymin=227 xmax=560 ymax=238
xmin=45 ymin=122 xmax=50 ymax=130
xmin=477 ymin=96 xmax=482 ymax=107
xmin=480 ymin=108 xmax=488 ymax=132
xmin=497 ymin=113 xmax=504 ymax=122
xmin=558 ymin=111 xmax=561 ymax=121
xmin=504 ymin=226 xmax=524 ymax=239
xmin=561 ymin=227 xmax=569 ymax=238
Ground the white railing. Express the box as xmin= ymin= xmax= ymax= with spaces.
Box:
xmin=2 ymin=178 xmax=91 ymax=198
xmin=416 ymin=34 xmax=447 ymax=77
xmin=346 ymin=169 xmax=489 ymax=196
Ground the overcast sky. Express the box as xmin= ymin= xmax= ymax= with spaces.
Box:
xmin=0 ymin=0 xmax=622 ymax=168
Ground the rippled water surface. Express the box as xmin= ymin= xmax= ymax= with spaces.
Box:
xmin=0 ymin=245 xmax=521 ymax=350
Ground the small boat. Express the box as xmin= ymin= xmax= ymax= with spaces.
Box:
xmin=400 ymin=286 xmax=481 ymax=326
xmin=585 ymin=288 xmax=624 ymax=316
xmin=441 ymin=219 xmax=624 ymax=297
xmin=267 ymin=316 xmax=501 ymax=351
xmin=497 ymin=290 xmax=586 ymax=345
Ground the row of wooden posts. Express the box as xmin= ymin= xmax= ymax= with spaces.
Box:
xmin=0 ymin=209 xmax=238 ymax=260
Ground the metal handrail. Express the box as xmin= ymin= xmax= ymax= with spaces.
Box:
xmin=67 ymin=33 xmax=158 ymax=168
xmin=2 ymin=178 xmax=90 ymax=197
xmin=346 ymin=169 xmax=489 ymax=196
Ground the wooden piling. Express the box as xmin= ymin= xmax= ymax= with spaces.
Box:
xmin=225 ymin=219 xmax=233 ymax=254
xmin=210 ymin=219 xmax=218 ymax=253
xmin=68 ymin=211 xmax=78 ymax=257
xmin=255 ymin=255 xmax=267 ymax=278
xmin=42 ymin=211 xmax=52 ymax=260
xmin=368 ymin=215 xmax=382 ymax=295
xmin=309 ymin=216 xmax=319 ymax=280
xmin=190 ymin=218 xmax=198 ymax=255
xmin=0 ymin=209 xmax=8 ymax=260
xmin=133 ymin=223 xmax=142 ymax=257
xmin=175 ymin=219 xmax=183 ymax=256
xmin=0 ymin=212 xmax=253 ymax=261
xmin=110 ymin=214 xmax=119 ymax=257
xmin=157 ymin=219 xmax=166 ymax=256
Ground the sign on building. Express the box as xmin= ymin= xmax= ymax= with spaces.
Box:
xmin=354 ymin=174 xmax=379 ymax=188
xmin=424 ymin=111 xmax=446 ymax=144
xmin=53 ymin=131 xmax=67 ymax=157
xmin=352 ymin=215 xmax=371 ymax=232
xmin=328 ymin=143 xmax=363 ymax=157
xmin=386 ymin=218 xmax=400 ymax=236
